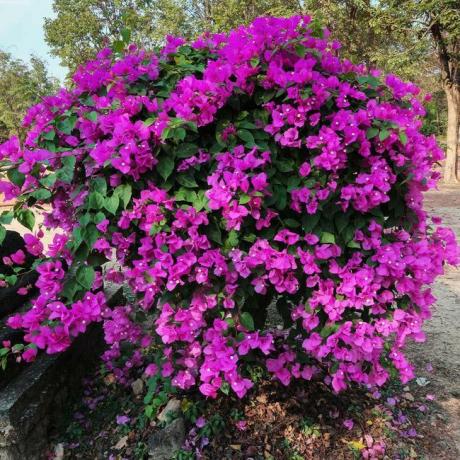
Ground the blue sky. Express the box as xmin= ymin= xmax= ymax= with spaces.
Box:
xmin=0 ymin=0 xmax=66 ymax=81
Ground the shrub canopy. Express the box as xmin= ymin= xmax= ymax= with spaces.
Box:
xmin=0 ymin=16 xmax=457 ymax=398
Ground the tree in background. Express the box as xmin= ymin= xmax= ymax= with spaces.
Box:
xmin=185 ymin=0 xmax=302 ymax=32
xmin=0 ymin=51 xmax=59 ymax=143
xmin=292 ymin=1 xmax=460 ymax=182
xmin=43 ymin=0 xmax=170 ymax=74
xmin=44 ymin=0 xmax=302 ymax=74
xmin=405 ymin=0 xmax=458 ymax=183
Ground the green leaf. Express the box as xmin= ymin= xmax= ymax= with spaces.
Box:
xmin=173 ymin=127 xmax=186 ymax=141
xmin=57 ymin=115 xmax=77 ymax=134
xmin=238 ymin=194 xmax=251 ymax=205
xmin=240 ymin=312 xmax=255 ymax=331
xmin=104 ymin=194 xmax=120 ymax=215
xmin=114 ymin=184 xmax=132 ymax=208
xmin=42 ymin=129 xmax=56 ymax=141
xmin=284 ymin=218 xmax=300 ymax=228
xmin=176 ymin=173 xmax=197 ymax=188
xmin=366 ymin=127 xmax=379 ymax=139
xmin=93 ymin=212 xmax=106 ymax=224
xmin=11 ymin=343 xmax=24 ymax=352
xmin=80 ymin=213 xmax=91 ymax=227
xmin=295 ymin=44 xmax=307 ymax=57
xmin=220 ymin=381 xmax=230 ymax=395
xmin=320 ymin=232 xmax=336 ymax=244
xmin=144 ymin=402 xmax=156 ymax=418
xmin=250 ymin=57 xmax=260 ymax=68
xmin=237 ymin=129 xmax=255 ymax=146
xmin=192 ymin=190 xmax=208 ymax=211
xmin=275 ymin=160 xmax=294 ymax=172
xmin=85 ymin=111 xmax=98 ymax=122
xmin=5 ymin=274 xmax=17 ymax=286
xmin=91 ymin=177 xmax=107 ymax=194
xmin=76 ymin=265 xmax=95 ymax=290
xmin=399 ymin=131 xmax=408 ymax=145
xmin=157 ymin=155 xmax=175 ymax=181
xmin=149 ymin=222 xmax=163 ymax=236
xmin=236 ymin=121 xmax=257 ymax=130
xmin=17 ymin=210 xmax=35 ymax=231
xmin=334 ymin=213 xmax=349 ymax=234
xmin=208 ymin=221 xmax=222 ymax=245
xmin=75 ymin=243 xmax=90 ymax=262
xmin=320 ymin=324 xmax=339 ymax=338
xmin=379 ymin=129 xmax=390 ymax=141
xmin=272 ymin=185 xmax=287 ymax=210
xmin=30 ymin=189 xmax=52 ymax=200
xmin=81 ymin=95 xmax=95 ymax=107
xmin=60 ymin=279 xmax=79 ymax=301
xmin=243 ymin=233 xmax=256 ymax=243
xmin=224 ymin=230 xmax=239 ymax=249
xmin=0 ymin=211 xmax=13 ymax=225
xmin=40 ymin=174 xmax=57 ymax=187
xmin=88 ymin=191 xmax=104 ymax=209
xmin=81 ymin=224 xmax=99 ymax=248
xmin=286 ymin=175 xmax=301 ymax=191
xmin=7 ymin=169 xmax=25 ymax=188
xmin=0 ymin=225 xmax=5 ymax=245
xmin=175 ymin=143 xmax=198 ymax=158
xmin=143 ymin=117 xmax=155 ymax=127
xmin=175 ymin=188 xmax=196 ymax=202
xmin=56 ymin=156 xmax=76 ymax=183
xmin=347 ymin=240 xmax=361 ymax=249
xmin=342 ymin=225 xmax=355 ymax=244
xmin=357 ymin=75 xmax=381 ymax=88
xmin=302 ymin=213 xmax=320 ymax=233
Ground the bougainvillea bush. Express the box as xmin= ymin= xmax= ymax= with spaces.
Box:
xmin=0 ymin=16 xmax=457 ymax=402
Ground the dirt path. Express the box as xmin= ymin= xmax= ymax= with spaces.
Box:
xmin=406 ymin=186 xmax=460 ymax=457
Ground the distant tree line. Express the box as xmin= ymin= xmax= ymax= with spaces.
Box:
xmin=0 ymin=51 xmax=58 ymax=143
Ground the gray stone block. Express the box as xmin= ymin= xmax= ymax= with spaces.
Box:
xmin=148 ymin=417 xmax=186 ymax=460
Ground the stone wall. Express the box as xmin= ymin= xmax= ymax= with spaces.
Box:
xmin=0 ymin=287 xmax=123 ymax=460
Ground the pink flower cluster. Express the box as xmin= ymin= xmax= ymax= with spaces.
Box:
xmin=1 ymin=15 xmax=457 ymax=400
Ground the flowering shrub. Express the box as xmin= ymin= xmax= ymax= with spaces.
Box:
xmin=0 ymin=16 xmax=457 ymax=399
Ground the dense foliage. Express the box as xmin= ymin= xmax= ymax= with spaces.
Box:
xmin=0 ymin=16 xmax=457 ymax=404
xmin=0 ymin=51 xmax=59 ymax=143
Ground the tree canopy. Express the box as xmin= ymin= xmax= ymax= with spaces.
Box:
xmin=44 ymin=0 xmax=303 ymax=74
xmin=0 ymin=51 xmax=59 ymax=143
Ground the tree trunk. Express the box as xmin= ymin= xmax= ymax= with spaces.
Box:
xmin=443 ymin=84 xmax=460 ymax=183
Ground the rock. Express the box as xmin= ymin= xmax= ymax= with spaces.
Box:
xmin=157 ymin=398 xmax=181 ymax=423
xmin=148 ymin=417 xmax=186 ymax=460
xmin=53 ymin=443 xmax=64 ymax=460
xmin=403 ymin=392 xmax=415 ymax=402
xmin=114 ymin=435 xmax=129 ymax=450
xmin=131 ymin=378 xmax=144 ymax=396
